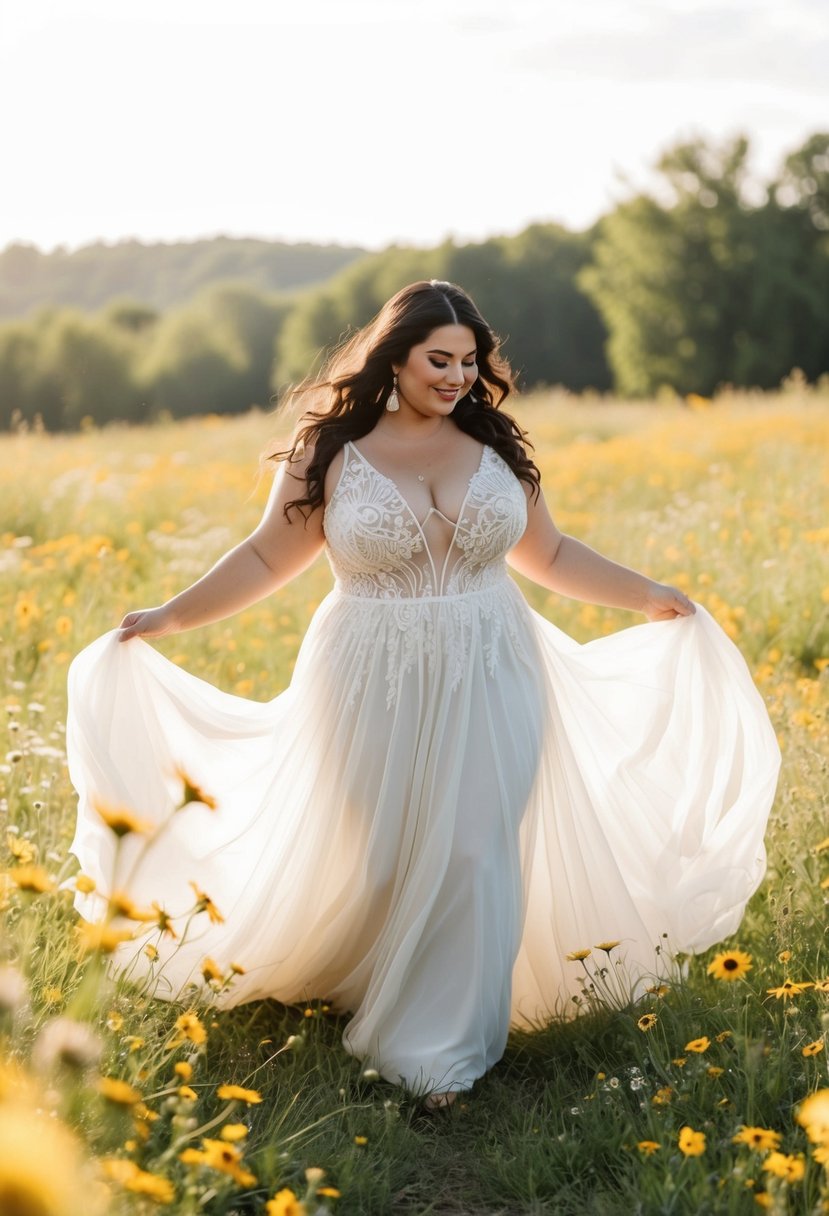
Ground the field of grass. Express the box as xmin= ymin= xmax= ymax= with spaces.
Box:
xmin=1 ymin=387 xmax=828 ymax=1215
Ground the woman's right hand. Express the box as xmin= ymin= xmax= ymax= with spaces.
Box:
xmin=116 ymin=604 xmax=180 ymax=642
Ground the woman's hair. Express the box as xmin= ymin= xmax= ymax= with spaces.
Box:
xmin=262 ymin=279 xmax=540 ymax=518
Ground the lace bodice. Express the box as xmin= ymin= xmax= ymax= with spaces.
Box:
xmin=324 ymin=442 xmax=527 ymax=599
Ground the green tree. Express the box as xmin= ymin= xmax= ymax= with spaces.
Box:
xmin=103 ymin=299 xmax=160 ymax=334
xmin=583 ymin=136 xmax=765 ymax=395
xmin=195 ymin=283 xmax=292 ymax=410
xmin=34 ymin=311 xmax=139 ymax=428
xmin=775 ymin=132 xmax=829 ymax=231
xmin=272 ymin=230 xmax=610 ymax=393
xmin=139 ymin=303 xmax=251 ymax=418
xmin=442 ymin=225 xmax=610 ymax=390
xmin=582 ymin=132 xmax=829 ymax=396
xmin=0 ymin=322 xmax=39 ymax=429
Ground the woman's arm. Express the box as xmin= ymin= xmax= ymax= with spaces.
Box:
xmin=507 ymin=483 xmax=695 ymax=621
xmin=117 ymin=450 xmax=325 ymax=641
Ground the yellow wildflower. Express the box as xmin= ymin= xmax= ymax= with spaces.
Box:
xmin=707 ymin=950 xmax=752 ymax=981
xmin=14 ymin=594 xmax=40 ymax=628
xmin=637 ymin=1013 xmax=658 ymax=1031
xmin=10 ymin=865 xmax=54 ymax=893
xmin=796 ymin=1089 xmax=829 ymax=1145
xmin=109 ymin=891 xmax=155 ymax=921
xmin=134 ymin=1101 xmax=158 ymax=1127
xmin=216 ymin=1084 xmax=263 ymax=1104
xmin=678 ymin=1126 xmax=706 ymax=1156
xmin=201 ymin=957 xmax=223 ymax=983
xmin=266 ymin=1189 xmax=307 ymax=1216
xmin=802 ymin=1040 xmax=825 ymax=1057
xmin=636 ymin=1140 xmax=661 ymax=1155
xmin=652 ymin=1086 xmax=673 ymax=1105
xmin=178 ymin=1085 xmax=198 ymax=1101
xmin=767 ymin=979 xmax=811 ymax=1000
xmin=353 ymin=1135 xmax=368 ymax=1146
xmin=172 ymin=1010 xmax=206 ymax=1046
xmin=594 ymin=941 xmax=621 ymax=952
xmin=174 ymin=1061 xmax=192 ymax=1080
xmin=685 ymin=1036 xmax=711 ymax=1053
xmin=100 ymin=1158 xmax=175 ymax=1204
xmin=732 ymin=1126 xmax=782 ymax=1152
xmin=220 ymin=1123 xmax=248 ymax=1142
xmin=76 ymin=923 xmax=134 ymax=954
xmin=149 ymin=903 xmax=179 ymax=938
xmin=7 ymin=834 xmax=36 ymax=864
xmin=93 ymin=799 xmax=154 ymax=837
xmin=565 ymin=949 xmax=591 ymax=961
xmin=706 ymin=1066 xmax=724 ymax=1078
xmin=762 ymin=1152 xmax=805 ymax=1182
xmin=174 ymin=767 xmax=218 ymax=810
xmin=98 ymin=1076 xmax=142 ymax=1105
xmin=180 ymin=1138 xmax=256 ymax=1186
xmin=0 ymin=1105 xmax=97 ymax=1216
xmin=189 ymin=882 xmax=224 ymax=924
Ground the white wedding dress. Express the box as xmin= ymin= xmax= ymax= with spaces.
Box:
xmin=66 ymin=441 xmax=780 ymax=1095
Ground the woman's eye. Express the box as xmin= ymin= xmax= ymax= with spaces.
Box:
xmin=429 ymin=359 xmax=477 ymax=369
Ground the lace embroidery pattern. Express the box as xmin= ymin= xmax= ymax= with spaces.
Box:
xmin=322 ymin=443 xmax=532 ymax=707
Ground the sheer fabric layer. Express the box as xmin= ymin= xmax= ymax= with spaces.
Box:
xmin=66 ymin=443 xmax=780 ymax=1094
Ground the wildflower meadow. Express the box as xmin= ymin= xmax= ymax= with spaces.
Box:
xmin=1 ymin=385 xmax=828 ymax=1215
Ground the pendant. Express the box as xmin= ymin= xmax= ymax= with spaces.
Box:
xmin=417 ymin=474 xmax=425 ymax=481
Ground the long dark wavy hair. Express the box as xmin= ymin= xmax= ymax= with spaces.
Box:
xmin=262 ymin=280 xmax=541 ymax=519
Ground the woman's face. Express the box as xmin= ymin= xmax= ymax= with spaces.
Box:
xmin=393 ymin=324 xmax=478 ymax=419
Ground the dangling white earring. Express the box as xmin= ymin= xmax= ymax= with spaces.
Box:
xmin=386 ymin=374 xmax=400 ymax=412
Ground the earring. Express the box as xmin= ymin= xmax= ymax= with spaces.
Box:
xmin=386 ymin=375 xmax=400 ymax=412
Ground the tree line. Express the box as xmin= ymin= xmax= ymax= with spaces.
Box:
xmin=0 ymin=236 xmax=365 ymax=321
xmin=1 ymin=132 xmax=827 ymax=430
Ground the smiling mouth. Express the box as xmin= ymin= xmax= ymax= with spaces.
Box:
xmin=435 ymin=388 xmax=459 ymax=397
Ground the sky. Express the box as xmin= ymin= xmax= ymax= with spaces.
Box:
xmin=1 ymin=0 xmax=827 ymax=255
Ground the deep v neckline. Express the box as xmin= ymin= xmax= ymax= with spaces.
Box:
xmin=346 ymin=440 xmax=491 ymax=595
xmin=347 ymin=440 xmax=489 ymax=536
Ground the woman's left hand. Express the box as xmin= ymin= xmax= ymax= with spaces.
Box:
xmin=642 ymin=581 xmax=696 ymax=621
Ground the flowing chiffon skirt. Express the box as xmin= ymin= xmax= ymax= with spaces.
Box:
xmin=66 ymin=578 xmax=780 ymax=1094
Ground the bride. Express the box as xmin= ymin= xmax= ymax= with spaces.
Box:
xmin=66 ymin=280 xmax=780 ymax=1111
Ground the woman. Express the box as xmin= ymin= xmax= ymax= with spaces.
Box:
xmin=66 ymin=280 xmax=780 ymax=1111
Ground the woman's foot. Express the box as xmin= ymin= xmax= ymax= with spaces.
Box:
xmin=422 ymin=1090 xmax=458 ymax=1113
